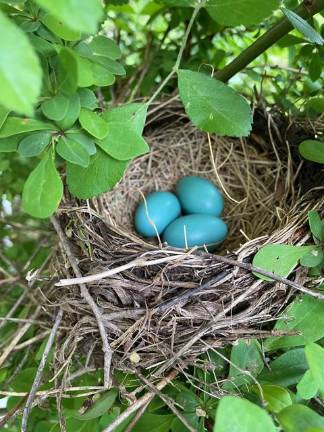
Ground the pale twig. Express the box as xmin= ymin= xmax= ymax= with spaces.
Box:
xmin=55 ymin=254 xmax=186 ymax=287
xmin=102 ymin=369 xmax=178 ymax=432
xmin=13 ymin=330 xmax=51 ymax=351
xmin=123 ymin=401 xmax=151 ymax=432
xmin=21 ymin=308 xmax=63 ymax=432
xmin=51 ymin=216 xmax=112 ymax=388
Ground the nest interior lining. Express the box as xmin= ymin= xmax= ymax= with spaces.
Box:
xmin=49 ymin=106 xmax=321 ymax=376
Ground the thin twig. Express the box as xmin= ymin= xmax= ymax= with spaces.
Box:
xmin=51 ymin=216 xmax=113 ymax=388
xmin=102 ymin=369 xmax=178 ymax=432
xmin=123 ymin=401 xmax=151 ymax=432
xmin=21 ymin=308 xmax=63 ymax=432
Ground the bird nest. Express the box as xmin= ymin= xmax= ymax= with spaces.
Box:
xmin=48 ymin=105 xmax=323 ymax=383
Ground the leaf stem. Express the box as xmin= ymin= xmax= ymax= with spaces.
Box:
xmin=215 ymin=0 xmax=324 ymax=82
xmin=146 ymin=2 xmax=203 ymax=106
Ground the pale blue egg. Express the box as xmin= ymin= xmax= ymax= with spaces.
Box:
xmin=163 ymin=214 xmax=228 ymax=249
xmin=135 ymin=191 xmax=181 ymax=237
xmin=176 ymin=176 xmax=224 ymax=216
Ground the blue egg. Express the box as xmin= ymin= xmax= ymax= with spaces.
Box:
xmin=176 ymin=176 xmax=224 ymax=216
xmin=135 ymin=191 xmax=181 ymax=237
xmin=163 ymin=214 xmax=228 ymax=249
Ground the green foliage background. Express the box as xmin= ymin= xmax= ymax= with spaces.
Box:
xmin=0 ymin=0 xmax=323 ymax=431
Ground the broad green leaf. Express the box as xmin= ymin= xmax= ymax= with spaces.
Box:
xmin=76 ymin=56 xmax=94 ymax=87
xmin=66 ymin=148 xmax=128 ymax=199
xmin=296 ymin=370 xmax=318 ymax=400
xmin=18 ymin=132 xmax=51 ymax=157
xmin=56 ymin=136 xmax=90 ymax=167
xmin=41 ymin=14 xmax=81 ymax=41
xmin=309 ymin=53 xmax=322 ymax=81
xmin=97 ymin=123 xmax=149 ymax=160
xmin=91 ymin=62 xmax=115 ymax=87
xmin=214 ymin=396 xmax=276 ymax=432
xmin=300 ymin=247 xmax=323 ymax=268
xmin=79 ymin=108 xmax=109 ymax=139
xmin=207 ymin=0 xmax=280 ymax=26
xmin=73 ymin=389 xmax=117 ymax=420
xmin=35 ymin=0 xmax=103 ymax=34
xmin=264 ymin=296 xmax=324 ymax=351
xmin=299 ymin=140 xmax=324 ymax=164
xmin=0 ymin=117 xmax=55 ymax=138
xmin=89 ymin=36 xmax=121 ymax=59
xmin=56 ymin=93 xmax=81 ymax=130
xmin=308 ymin=211 xmax=324 ymax=242
xmin=0 ymin=10 xmax=42 ymax=116
xmin=42 ymin=95 xmax=69 ymax=122
xmin=92 ymin=55 xmax=126 ymax=76
xmin=252 ymin=244 xmax=313 ymax=281
xmin=259 ymin=348 xmax=307 ymax=387
xmin=277 ymin=405 xmax=324 ymax=432
xmin=224 ymin=339 xmax=263 ymax=389
xmin=252 ymin=385 xmax=292 ymax=413
xmin=0 ymin=106 xmax=10 ymax=129
xmin=305 ymin=97 xmax=324 ymax=114
xmin=102 ymin=103 xmax=148 ymax=135
xmin=305 ymin=343 xmax=324 ymax=394
xmin=132 ymin=414 xmax=174 ymax=432
xmin=178 ymin=69 xmax=252 ymax=137
xmin=78 ymin=88 xmax=98 ymax=110
xmin=10 ymin=367 xmax=38 ymax=392
xmin=282 ymin=8 xmax=324 ymax=45
xmin=29 ymin=34 xmax=56 ymax=56
xmin=277 ymin=34 xmax=307 ymax=47
xmin=58 ymin=47 xmax=78 ymax=96
xmin=22 ymin=149 xmax=63 ymax=217
xmin=0 ymin=136 xmax=22 ymax=152
xmin=66 ymin=131 xmax=96 ymax=155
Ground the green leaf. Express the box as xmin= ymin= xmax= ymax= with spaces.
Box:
xmin=252 ymin=385 xmax=292 ymax=413
xmin=18 ymin=132 xmax=51 ymax=157
xmin=206 ymin=0 xmax=280 ymax=26
xmin=277 ymin=34 xmax=307 ymax=47
xmin=300 ymin=247 xmax=323 ymax=268
xmin=264 ymin=295 xmax=324 ymax=351
xmin=252 ymin=244 xmax=313 ymax=281
xmin=132 ymin=414 xmax=174 ymax=432
xmin=299 ymin=140 xmax=324 ymax=164
xmin=35 ymin=0 xmax=103 ymax=34
xmin=305 ymin=97 xmax=324 ymax=114
xmin=42 ymin=95 xmax=69 ymax=122
xmin=73 ymin=389 xmax=117 ymax=420
xmin=66 ymin=131 xmax=96 ymax=155
xmin=296 ymin=370 xmax=318 ymax=400
xmin=0 ymin=136 xmax=21 ymax=152
xmin=277 ymin=405 xmax=324 ymax=432
xmin=0 ymin=117 xmax=55 ymax=138
xmin=178 ymin=69 xmax=252 ymax=137
xmin=0 ymin=106 xmax=10 ymax=129
xmin=76 ymin=56 xmax=94 ymax=87
xmin=56 ymin=136 xmax=90 ymax=167
xmin=282 ymin=8 xmax=324 ymax=45
xmin=92 ymin=55 xmax=126 ymax=76
xmin=89 ymin=36 xmax=121 ymax=59
xmin=78 ymin=88 xmax=98 ymax=110
xmin=308 ymin=211 xmax=324 ymax=242
xmin=0 ymin=10 xmax=42 ymax=116
xmin=214 ymin=396 xmax=276 ymax=432
xmin=305 ymin=343 xmax=324 ymax=394
xmin=58 ymin=47 xmax=78 ymax=96
xmin=259 ymin=348 xmax=308 ymax=387
xmin=309 ymin=53 xmax=322 ymax=81
xmin=41 ymin=13 xmax=81 ymax=41
xmin=224 ymin=339 xmax=263 ymax=389
xmin=56 ymin=93 xmax=81 ymax=130
xmin=22 ymin=149 xmax=63 ymax=218
xmin=66 ymin=148 xmax=128 ymax=199
xmin=91 ymin=62 xmax=115 ymax=87
xmin=79 ymin=108 xmax=109 ymax=139
xmin=29 ymin=34 xmax=56 ymax=56
xmin=97 ymin=123 xmax=149 ymax=160
xmin=102 ymin=103 xmax=147 ymax=135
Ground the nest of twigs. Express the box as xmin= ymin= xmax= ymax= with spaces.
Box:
xmin=47 ymin=103 xmax=323 ymax=382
